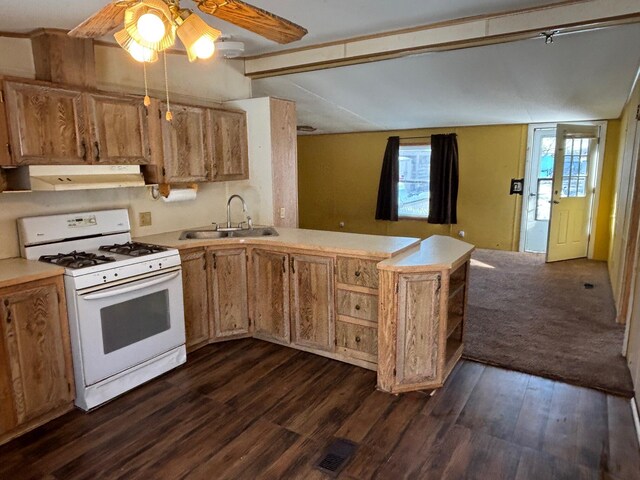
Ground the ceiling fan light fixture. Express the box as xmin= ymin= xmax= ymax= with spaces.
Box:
xmin=115 ymin=28 xmax=159 ymax=63
xmin=125 ymin=0 xmax=176 ymax=52
xmin=177 ymin=12 xmax=221 ymax=62
xmin=137 ymin=12 xmax=166 ymax=43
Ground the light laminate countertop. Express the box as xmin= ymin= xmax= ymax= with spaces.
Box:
xmin=136 ymin=226 xmax=421 ymax=258
xmin=0 ymin=258 xmax=64 ymax=289
xmin=378 ymin=235 xmax=475 ymax=272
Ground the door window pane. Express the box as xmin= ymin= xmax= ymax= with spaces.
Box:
xmin=101 ymin=290 xmax=171 ymax=354
xmin=560 ymin=138 xmax=590 ymax=198
xmin=536 ymin=179 xmax=552 ymax=220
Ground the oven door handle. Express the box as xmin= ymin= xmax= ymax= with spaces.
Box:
xmin=82 ymin=271 xmax=181 ymax=300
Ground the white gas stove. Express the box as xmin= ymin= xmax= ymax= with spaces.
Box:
xmin=18 ymin=209 xmax=186 ymax=411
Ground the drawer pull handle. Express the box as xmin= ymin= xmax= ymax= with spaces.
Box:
xmin=355 ymin=336 xmax=361 ymax=343
xmin=354 ymin=271 xmax=361 ymax=277
xmin=355 ymin=304 xmax=361 ymax=311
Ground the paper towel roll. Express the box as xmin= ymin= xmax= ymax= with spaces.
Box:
xmin=161 ymin=187 xmax=197 ymax=203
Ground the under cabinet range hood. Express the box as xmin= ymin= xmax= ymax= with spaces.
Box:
xmin=28 ymin=165 xmax=146 ymax=191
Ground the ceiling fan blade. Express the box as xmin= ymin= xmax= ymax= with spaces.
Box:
xmin=68 ymin=2 xmax=127 ymax=38
xmin=196 ymin=0 xmax=307 ymax=44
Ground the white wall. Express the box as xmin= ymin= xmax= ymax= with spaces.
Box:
xmin=0 ymin=36 xmax=279 ymax=260
xmin=224 ymin=97 xmax=274 ymax=226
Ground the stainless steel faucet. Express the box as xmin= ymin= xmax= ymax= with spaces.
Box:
xmin=226 ymin=194 xmax=252 ymax=229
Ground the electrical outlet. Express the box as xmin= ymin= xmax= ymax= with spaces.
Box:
xmin=339 ymin=222 xmax=345 ymax=228
xmin=458 ymin=230 xmax=465 ymax=238
xmin=139 ymin=212 xmax=152 ymax=227
xmin=279 ymin=207 xmax=286 ymax=219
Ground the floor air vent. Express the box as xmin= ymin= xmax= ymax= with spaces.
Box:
xmin=315 ymin=438 xmax=357 ymax=477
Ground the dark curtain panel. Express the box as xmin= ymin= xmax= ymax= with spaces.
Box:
xmin=428 ymin=133 xmax=459 ymax=224
xmin=375 ymin=136 xmax=400 ymax=221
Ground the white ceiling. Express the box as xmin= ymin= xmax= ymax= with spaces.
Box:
xmin=0 ymin=0 xmax=562 ymax=55
xmin=0 ymin=1 xmax=638 ymax=133
xmin=254 ymin=24 xmax=640 ymax=133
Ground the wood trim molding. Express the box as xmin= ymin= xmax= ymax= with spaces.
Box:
xmin=244 ymin=0 xmax=640 ymax=78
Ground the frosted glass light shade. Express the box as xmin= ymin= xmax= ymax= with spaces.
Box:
xmin=137 ymin=12 xmax=166 ymax=43
xmin=177 ymin=13 xmax=221 ymax=62
xmin=115 ymin=29 xmax=159 ymax=63
xmin=125 ymin=0 xmax=175 ymax=52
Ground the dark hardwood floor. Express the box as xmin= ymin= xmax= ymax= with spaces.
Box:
xmin=1 ymin=338 xmax=639 ymax=479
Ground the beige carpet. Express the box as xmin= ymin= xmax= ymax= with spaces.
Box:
xmin=463 ymin=249 xmax=634 ymax=397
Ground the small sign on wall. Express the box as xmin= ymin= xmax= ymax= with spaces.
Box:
xmin=510 ymin=178 xmax=524 ymax=195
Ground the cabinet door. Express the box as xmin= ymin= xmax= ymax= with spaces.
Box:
xmin=208 ymin=249 xmax=250 ymax=339
xmin=160 ymin=103 xmax=209 ymax=183
xmin=396 ymin=273 xmax=442 ymax=387
xmin=0 ymin=281 xmax=73 ymax=428
xmin=251 ymin=249 xmax=290 ymax=343
xmin=210 ymin=109 xmax=249 ymax=182
xmin=4 ymin=81 xmax=87 ymax=165
xmin=180 ymin=249 xmax=210 ymax=351
xmin=290 ymin=254 xmax=334 ymax=351
xmin=86 ymin=93 xmax=151 ymax=165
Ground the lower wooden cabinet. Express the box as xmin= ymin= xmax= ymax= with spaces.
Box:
xmin=251 ymin=249 xmax=290 ymax=343
xmin=395 ymin=273 xmax=441 ymax=386
xmin=180 ymin=249 xmax=210 ymax=351
xmin=377 ymin=256 xmax=471 ymax=394
xmin=208 ymin=248 xmax=250 ymax=339
xmin=181 ymin=247 xmax=251 ymax=351
xmin=0 ymin=276 xmax=74 ymax=446
xmin=290 ymin=254 xmax=334 ymax=352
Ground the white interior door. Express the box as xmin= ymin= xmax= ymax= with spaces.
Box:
xmin=523 ymin=128 xmax=556 ymax=253
xmin=546 ymin=124 xmax=599 ymax=262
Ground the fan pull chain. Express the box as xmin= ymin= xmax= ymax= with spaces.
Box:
xmin=143 ymin=61 xmax=151 ymax=108
xmin=163 ymin=51 xmax=172 ymax=122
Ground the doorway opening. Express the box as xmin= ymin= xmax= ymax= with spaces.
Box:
xmin=519 ymin=122 xmax=607 ymax=261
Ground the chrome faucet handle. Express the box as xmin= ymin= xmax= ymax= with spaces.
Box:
xmin=247 ymin=216 xmax=253 ymax=229
xmin=211 ymin=222 xmax=218 ymax=230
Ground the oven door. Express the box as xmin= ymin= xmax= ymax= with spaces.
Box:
xmin=76 ymin=267 xmax=186 ymax=386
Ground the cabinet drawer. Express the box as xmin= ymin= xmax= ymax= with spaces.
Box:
xmin=337 ymin=289 xmax=378 ymax=322
xmin=336 ymin=257 xmax=379 ymax=289
xmin=336 ymin=320 xmax=377 ymax=357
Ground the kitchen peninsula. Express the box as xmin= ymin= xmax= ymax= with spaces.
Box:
xmin=137 ymin=227 xmax=474 ymax=393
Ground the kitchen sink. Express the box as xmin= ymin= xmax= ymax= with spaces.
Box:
xmin=179 ymin=227 xmax=278 ymax=240
xmin=225 ymin=227 xmax=279 ymax=238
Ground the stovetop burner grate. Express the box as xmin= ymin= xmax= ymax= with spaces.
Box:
xmin=99 ymin=242 xmax=168 ymax=257
xmin=39 ymin=251 xmax=116 ymax=269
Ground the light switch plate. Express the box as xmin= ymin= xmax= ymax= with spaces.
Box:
xmin=139 ymin=212 xmax=152 ymax=227
xmin=279 ymin=207 xmax=286 ymax=219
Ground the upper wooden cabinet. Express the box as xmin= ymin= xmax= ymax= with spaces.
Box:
xmin=208 ymin=248 xmax=250 ymax=339
xmin=156 ymin=102 xmax=210 ymax=184
xmin=3 ymin=81 xmax=87 ymax=165
xmin=0 ymin=276 xmax=74 ymax=446
xmin=251 ymin=249 xmax=290 ymax=344
xmin=85 ymin=93 xmax=151 ymax=165
xmin=290 ymin=254 xmax=335 ymax=352
xmin=210 ymin=109 xmax=248 ymax=182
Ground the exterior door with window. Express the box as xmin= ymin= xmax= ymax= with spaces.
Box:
xmin=546 ymin=124 xmax=599 ymax=262
xmin=523 ymin=128 xmax=555 ymax=253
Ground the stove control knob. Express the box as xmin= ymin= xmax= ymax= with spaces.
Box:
xmin=114 ymin=273 xmax=118 ymax=277
xmin=159 ymin=263 xmax=163 ymax=268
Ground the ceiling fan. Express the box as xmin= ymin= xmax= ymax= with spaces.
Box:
xmin=68 ymin=0 xmax=307 ymax=62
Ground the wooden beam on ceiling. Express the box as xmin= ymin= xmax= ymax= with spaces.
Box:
xmin=244 ymin=0 xmax=640 ymax=79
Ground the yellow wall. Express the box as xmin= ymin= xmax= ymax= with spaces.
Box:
xmin=298 ymin=123 xmax=617 ymax=254
xmin=593 ymin=120 xmax=620 ymax=261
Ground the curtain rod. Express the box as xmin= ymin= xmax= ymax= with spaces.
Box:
xmin=399 ymin=135 xmax=431 ymax=140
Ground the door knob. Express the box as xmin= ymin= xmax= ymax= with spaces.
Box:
xmin=553 ymin=200 xmax=560 ymax=204
xmin=529 ymin=193 xmax=537 ymax=197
